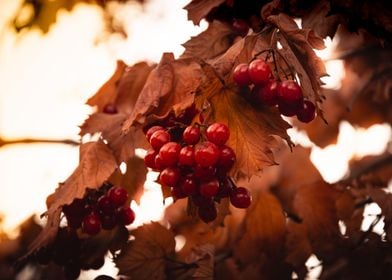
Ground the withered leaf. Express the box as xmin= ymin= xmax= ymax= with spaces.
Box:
xmin=366 ymin=189 xmax=392 ymax=241
xmin=115 ymin=222 xmax=175 ymax=279
xmin=108 ymin=156 xmax=147 ymax=204
xmin=182 ymin=21 xmax=235 ymax=60
xmin=29 ymin=141 xmax=117 ymax=254
xmin=122 ymin=53 xmax=202 ymax=132
xmin=188 ymin=244 xmax=214 ymax=279
xmin=184 ymin=0 xmax=226 ymax=25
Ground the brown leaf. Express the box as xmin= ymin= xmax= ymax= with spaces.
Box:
xmin=115 ymin=222 xmax=175 ymax=279
xmin=29 ymin=141 xmax=117 ymax=254
xmin=188 ymin=244 xmax=214 ymax=279
xmin=366 ymin=189 xmax=392 ymax=241
xmin=108 ymin=156 xmax=147 ymax=204
xmin=122 ymin=53 xmax=202 ymax=132
xmin=184 ymin=0 xmax=226 ymax=25
xmin=182 ymin=21 xmax=235 ymax=60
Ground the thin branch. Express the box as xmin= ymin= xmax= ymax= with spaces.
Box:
xmin=0 ymin=137 xmax=79 ymax=148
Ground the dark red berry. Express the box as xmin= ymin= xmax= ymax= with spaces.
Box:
xmin=108 ymin=186 xmax=128 ymax=207
xmin=176 ymin=104 xmax=199 ymax=125
xmin=63 ymin=199 xmax=85 ymax=229
xmin=155 ymin=154 xmax=165 ymax=170
xmin=150 ymin=130 xmax=171 ymax=150
xmin=172 ymin=186 xmax=187 ymax=199
xmin=297 ymin=100 xmax=316 ymax=123
xmin=159 ymin=142 xmax=181 ymax=167
xmin=217 ymin=178 xmax=232 ymax=197
xmin=178 ymin=146 xmax=195 ymax=166
xmin=192 ymin=195 xmax=213 ymax=207
xmin=97 ymin=195 xmax=115 ymax=215
xmin=103 ymin=103 xmax=117 ymax=114
xmin=195 ymin=141 xmax=220 ymax=167
xmin=198 ymin=204 xmax=217 ymax=223
xmin=248 ymin=59 xmax=272 ymax=85
xmin=144 ymin=149 xmax=157 ymax=169
xmin=200 ymin=179 xmax=219 ymax=198
xmin=233 ymin=63 xmax=251 ymax=86
xmin=179 ymin=174 xmax=198 ymax=195
xmin=101 ymin=214 xmax=117 ymax=230
xmin=90 ymin=256 xmax=105 ymax=270
xmin=159 ymin=167 xmax=181 ymax=186
xmin=206 ymin=123 xmax=230 ymax=146
xmin=230 ymin=187 xmax=252 ymax=208
xmin=217 ymin=145 xmax=236 ymax=172
xmin=277 ymin=80 xmax=303 ymax=105
xmin=232 ymin=18 xmax=249 ymax=37
xmin=278 ymin=101 xmax=301 ymax=117
xmin=82 ymin=213 xmax=102 ymax=235
xmin=194 ymin=164 xmax=216 ymax=181
xmin=183 ymin=126 xmax=201 ymax=145
xmin=257 ymin=80 xmax=279 ymax=106
xmin=146 ymin=126 xmax=164 ymax=141
xmin=118 ymin=207 xmax=135 ymax=225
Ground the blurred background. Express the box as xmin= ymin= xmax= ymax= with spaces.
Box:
xmin=0 ymin=0 xmax=390 ymax=279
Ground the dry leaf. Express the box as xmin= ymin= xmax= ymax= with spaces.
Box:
xmin=184 ymin=0 xmax=226 ymax=25
xmin=366 ymin=189 xmax=392 ymax=241
xmin=115 ymin=222 xmax=175 ymax=279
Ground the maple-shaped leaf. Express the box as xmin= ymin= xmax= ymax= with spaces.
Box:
xmin=28 ymin=141 xmax=117 ymax=254
xmin=115 ymin=222 xmax=175 ymax=279
xmin=182 ymin=21 xmax=235 ymax=60
xmin=267 ymin=13 xmax=327 ymax=105
xmin=122 ymin=53 xmax=202 ymax=132
xmin=108 ymin=156 xmax=147 ymax=204
xmin=184 ymin=0 xmax=226 ymax=25
xmin=233 ymin=191 xmax=286 ymax=264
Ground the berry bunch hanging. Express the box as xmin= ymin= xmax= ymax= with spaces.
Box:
xmin=62 ymin=182 xmax=135 ymax=236
xmin=144 ymin=120 xmax=252 ymax=223
xmin=233 ymin=57 xmax=317 ymax=123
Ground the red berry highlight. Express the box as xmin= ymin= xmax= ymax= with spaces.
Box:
xmin=297 ymin=100 xmax=316 ymax=123
xmin=233 ymin=63 xmax=252 ymax=86
xmin=206 ymin=123 xmax=230 ymax=146
xmin=108 ymin=186 xmax=128 ymax=207
xmin=248 ymin=59 xmax=272 ymax=85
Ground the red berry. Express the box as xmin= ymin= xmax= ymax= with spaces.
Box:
xmin=97 ymin=195 xmax=114 ymax=215
xmin=82 ymin=213 xmax=102 ymax=235
xmin=159 ymin=142 xmax=181 ymax=167
xmin=63 ymin=199 xmax=85 ymax=229
xmin=183 ymin=126 xmax=201 ymax=145
xmin=159 ymin=167 xmax=181 ymax=186
xmin=233 ymin=63 xmax=251 ymax=86
xmin=119 ymin=207 xmax=135 ymax=225
xmin=172 ymin=186 xmax=187 ymax=199
xmin=217 ymin=145 xmax=236 ymax=172
xmin=198 ymin=204 xmax=217 ymax=223
xmin=179 ymin=174 xmax=198 ymax=195
xmin=257 ymin=80 xmax=279 ymax=106
xmin=230 ymin=187 xmax=251 ymax=208
xmin=144 ymin=149 xmax=157 ymax=169
xmin=232 ymin=19 xmax=249 ymax=37
xmin=146 ymin=126 xmax=164 ymax=141
xmin=297 ymin=100 xmax=316 ymax=123
xmin=103 ymin=103 xmax=117 ymax=114
xmin=108 ymin=186 xmax=128 ymax=207
xmin=200 ymin=179 xmax=219 ymax=198
xmin=277 ymin=80 xmax=303 ymax=105
xmin=248 ymin=59 xmax=272 ymax=85
xmin=150 ymin=130 xmax=170 ymax=150
xmin=278 ymin=101 xmax=301 ymax=117
xmin=194 ymin=164 xmax=216 ymax=181
xmin=194 ymin=141 xmax=220 ymax=167
xmin=206 ymin=123 xmax=230 ymax=146
xmin=178 ymin=146 xmax=195 ymax=166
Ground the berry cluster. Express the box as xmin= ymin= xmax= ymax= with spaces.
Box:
xmin=63 ymin=182 xmax=135 ymax=236
xmin=233 ymin=58 xmax=317 ymax=123
xmin=144 ymin=121 xmax=252 ymax=223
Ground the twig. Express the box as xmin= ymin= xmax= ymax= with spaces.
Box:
xmin=0 ymin=137 xmax=79 ymax=147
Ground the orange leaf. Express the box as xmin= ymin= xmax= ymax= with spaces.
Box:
xmin=184 ymin=0 xmax=226 ymax=25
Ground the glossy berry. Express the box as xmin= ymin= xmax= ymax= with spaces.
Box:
xmin=217 ymin=145 xmax=236 ymax=172
xmin=178 ymin=146 xmax=195 ymax=166
xmin=233 ymin=63 xmax=251 ymax=86
xmin=159 ymin=142 xmax=181 ymax=167
xmin=257 ymin=80 xmax=279 ymax=106
xmin=248 ymin=59 xmax=272 ymax=85
xmin=206 ymin=123 xmax=230 ymax=146
xmin=159 ymin=167 xmax=181 ymax=186
xmin=103 ymin=103 xmax=117 ymax=114
xmin=119 ymin=207 xmax=135 ymax=225
xmin=297 ymin=100 xmax=316 ymax=123
xmin=195 ymin=141 xmax=220 ymax=167
xmin=183 ymin=126 xmax=201 ymax=145
xmin=172 ymin=186 xmax=187 ymax=199
xmin=277 ymin=80 xmax=303 ymax=105
xmin=145 ymin=126 xmax=164 ymax=141
xmin=200 ymin=179 xmax=219 ymax=198
xmin=232 ymin=18 xmax=249 ymax=37
xmin=150 ymin=130 xmax=171 ymax=150
xmin=144 ymin=149 xmax=157 ymax=169
xmin=198 ymin=204 xmax=217 ymax=223
xmin=154 ymin=154 xmax=165 ymax=170
xmin=97 ymin=195 xmax=114 ymax=215
xmin=278 ymin=101 xmax=300 ymax=117
xmin=108 ymin=186 xmax=128 ymax=207
xmin=194 ymin=164 xmax=216 ymax=181
xmin=230 ymin=187 xmax=252 ymax=208
xmin=82 ymin=213 xmax=102 ymax=235
xmin=179 ymin=174 xmax=198 ymax=195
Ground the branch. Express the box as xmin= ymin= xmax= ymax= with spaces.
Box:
xmin=0 ymin=137 xmax=79 ymax=148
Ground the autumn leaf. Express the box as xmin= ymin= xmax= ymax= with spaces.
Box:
xmin=182 ymin=21 xmax=235 ymax=60
xmin=184 ymin=0 xmax=226 ymax=25
xmin=122 ymin=53 xmax=202 ymax=132
xmin=115 ymin=222 xmax=175 ymax=279
xmin=28 ymin=141 xmax=117 ymax=254
xmin=108 ymin=156 xmax=147 ymax=204
xmin=366 ymin=189 xmax=392 ymax=241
